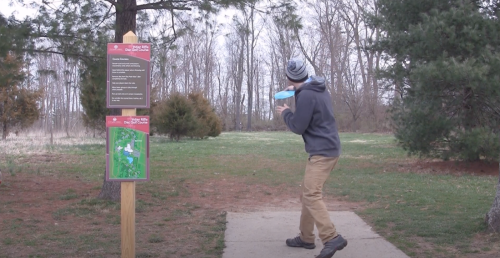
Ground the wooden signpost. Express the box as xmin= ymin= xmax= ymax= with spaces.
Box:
xmin=106 ymin=31 xmax=151 ymax=258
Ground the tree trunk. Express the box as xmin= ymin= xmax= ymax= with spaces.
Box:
xmin=114 ymin=0 xmax=137 ymax=44
xmin=97 ymin=170 xmax=121 ymax=201
xmin=50 ymin=115 xmax=53 ymax=145
xmin=2 ymin=120 xmax=7 ymax=140
xmin=234 ymin=31 xmax=245 ymax=131
xmin=98 ymin=0 xmax=137 ymax=202
xmin=486 ymin=177 xmax=500 ymax=233
xmin=245 ymin=6 xmax=255 ymax=132
xmin=64 ymin=63 xmax=72 ymax=138
xmin=485 ymin=133 xmax=500 ymax=233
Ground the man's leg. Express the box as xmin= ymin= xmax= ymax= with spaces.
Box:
xmin=299 ymin=184 xmax=315 ymax=243
xmin=301 ymin=156 xmax=339 ymax=243
xmin=285 ymin=176 xmax=316 ymax=249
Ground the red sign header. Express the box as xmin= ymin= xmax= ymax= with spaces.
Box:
xmin=107 ymin=43 xmax=151 ymax=61
xmin=106 ymin=116 xmax=149 ymax=133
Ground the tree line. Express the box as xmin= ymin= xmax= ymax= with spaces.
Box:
xmin=1 ymin=0 xmax=388 ymax=141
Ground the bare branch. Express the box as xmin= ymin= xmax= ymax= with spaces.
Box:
xmin=96 ymin=6 xmax=115 ymax=28
xmin=294 ymin=29 xmax=322 ymax=76
xmin=103 ymin=0 xmax=117 ymax=6
xmin=167 ymin=9 xmax=176 ymax=38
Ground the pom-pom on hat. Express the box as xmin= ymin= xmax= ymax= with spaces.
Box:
xmin=286 ymin=58 xmax=308 ymax=83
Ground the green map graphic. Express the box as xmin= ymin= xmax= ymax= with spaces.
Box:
xmin=108 ymin=127 xmax=147 ymax=179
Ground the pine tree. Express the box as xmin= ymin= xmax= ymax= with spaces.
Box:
xmin=152 ymin=92 xmax=197 ymax=141
xmin=0 ymin=16 xmax=42 ymax=140
xmin=373 ymin=0 xmax=500 ymax=233
xmin=80 ymin=39 xmax=110 ymax=137
xmin=0 ymin=54 xmax=42 ymax=139
xmin=373 ymin=0 xmax=500 ymax=160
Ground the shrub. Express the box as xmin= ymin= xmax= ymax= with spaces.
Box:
xmin=151 ymin=92 xmax=222 ymax=140
xmin=151 ymin=92 xmax=197 ymax=141
xmin=188 ymin=92 xmax=222 ymax=139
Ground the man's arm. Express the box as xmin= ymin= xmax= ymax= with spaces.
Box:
xmin=281 ymin=93 xmax=315 ymax=135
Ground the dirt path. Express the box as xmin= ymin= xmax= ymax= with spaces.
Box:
xmin=0 ymin=172 xmax=361 ymax=258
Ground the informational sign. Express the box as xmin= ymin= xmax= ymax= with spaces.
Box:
xmin=106 ymin=116 xmax=150 ymax=181
xmin=107 ymin=43 xmax=151 ymax=108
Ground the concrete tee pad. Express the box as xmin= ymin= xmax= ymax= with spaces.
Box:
xmin=223 ymin=211 xmax=410 ymax=258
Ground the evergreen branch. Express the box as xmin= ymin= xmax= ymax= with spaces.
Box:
xmin=136 ymin=0 xmax=191 ymax=11
xmin=476 ymin=94 xmax=500 ymax=118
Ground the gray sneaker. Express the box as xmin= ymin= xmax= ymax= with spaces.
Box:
xmin=285 ymin=235 xmax=316 ymax=249
xmin=316 ymin=235 xmax=347 ymax=258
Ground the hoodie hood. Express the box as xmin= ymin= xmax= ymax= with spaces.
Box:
xmin=297 ymin=76 xmax=326 ymax=93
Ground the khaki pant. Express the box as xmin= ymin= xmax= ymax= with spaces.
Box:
xmin=299 ymin=156 xmax=339 ymax=244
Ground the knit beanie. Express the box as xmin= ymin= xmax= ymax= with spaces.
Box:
xmin=285 ymin=58 xmax=308 ymax=83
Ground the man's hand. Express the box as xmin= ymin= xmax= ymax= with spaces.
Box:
xmin=276 ymin=104 xmax=290 ymax=115
xmin=284 ymin=85 xmax=295 ymax=91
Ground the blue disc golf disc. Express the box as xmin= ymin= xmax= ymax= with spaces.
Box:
xmin=274 ymin=90 xmax=295 ymax=99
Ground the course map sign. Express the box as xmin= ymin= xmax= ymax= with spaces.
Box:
xmin=107 ymin=43 xmax=151 ymax=108
xmin=106 ymin=116 xmax=150 ymax=181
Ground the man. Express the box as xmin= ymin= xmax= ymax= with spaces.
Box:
xmin=276 ymin=58 xmax=347 ymax=258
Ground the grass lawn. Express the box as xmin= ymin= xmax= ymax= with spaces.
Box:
xmin=0 ymin=131 xmax=498 ymax=258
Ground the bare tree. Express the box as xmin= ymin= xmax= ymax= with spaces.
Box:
xmin=299 ymin=0 xmax=384 ymax=131
xmin=244 ymin=4 xmax=256 ymax=131
xmin=313 ymin=0 xmax=347 ymax=107
xmin=232 ymin=1 xmax=264 ymax=131
xmin=266 ymin=2 xmax=300 ymax=126
xmin=338 ymin=0 xmax=383 ymax=130
xmin=62 ymin=59 xmax=80 ymax=137
xmin=342 ymin=54 xmax=364 ymax=131
xmin=215 ymin=62 xmax=230 ymax=130
xmin=201 ymin=19 xmax=219 ymax=101
xmin=225 ymin=18 xmax=246 ymax=131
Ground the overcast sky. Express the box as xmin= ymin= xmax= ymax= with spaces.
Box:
xmin=1 ymin=1 xmax=36 ymax=19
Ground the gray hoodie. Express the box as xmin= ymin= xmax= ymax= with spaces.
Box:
xmin=281 ymin=76 xmax=341 ymax=157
